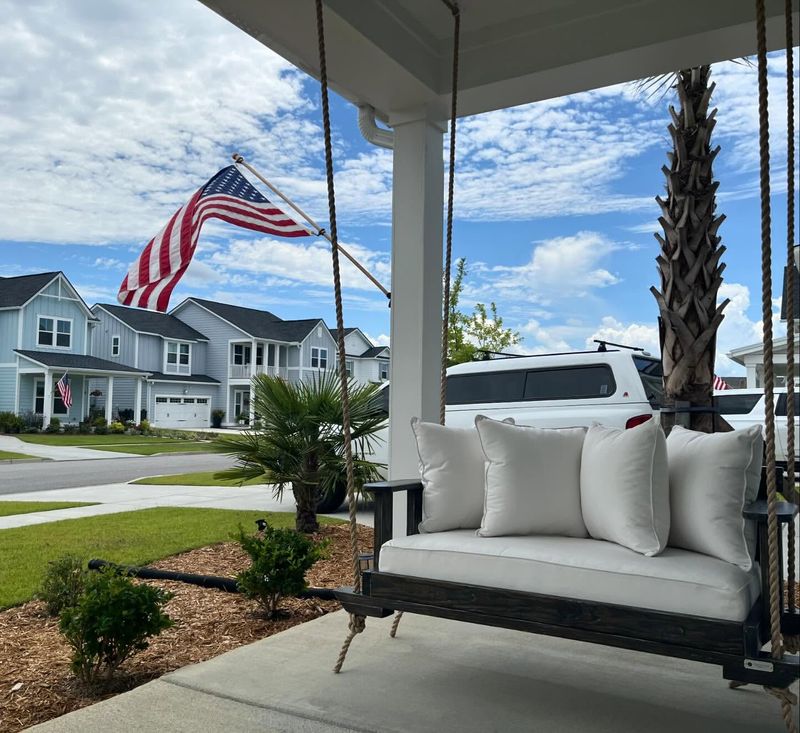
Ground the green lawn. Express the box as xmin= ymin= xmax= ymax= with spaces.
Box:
xmin=132 ymin=471 xmax=265 ymax=486
xmin=0 ymin=507 xmax=335 ymax=609
xmin=17 ymin=434 xmax=221 ymax=455
xmin=0 ymin=501 xmax=96 ymax=518
xmin=0 ymin=450 xmax=37 ymax=461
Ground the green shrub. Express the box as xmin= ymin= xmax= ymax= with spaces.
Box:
xmin=78 ymin=421 xmax=92 ymax=434
xmin=38 ymin=555 xmax=89 ymax=616
xmin=59 ymin=569 xmax=173 ymax=683
xmin=235 ymin=523 xmax=327 ymax=618
xmin=0 ymin=411 xmax=25 ymax=434
xmin=138 ymin=419 xmax=151 ymax=434
xmin=92 ymin=416 xmax=107 ymax=429
xmin=62 ymin=423 xmax=78 ymax=435
xmin=109 ymin=421 xmax=125 ymax=434
xmin=45 ymin=417 xmax=61 ymax=433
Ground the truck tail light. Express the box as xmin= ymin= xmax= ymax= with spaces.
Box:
xmin=625 ymin=414 xmax=652 ymax=430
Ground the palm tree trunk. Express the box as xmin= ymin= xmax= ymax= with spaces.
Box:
xmin=293 ymin=481 xmax=320 ymax=533
xmin=650 ymin=65 xmax=730 ymax=433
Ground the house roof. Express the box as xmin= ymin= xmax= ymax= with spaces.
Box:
xmin=361 ymin=346 xmax=390 ymax=358
xmin=183 ymin=298 xmax=323 ymax=342
xmin=333 ymin=328 xmax=358 ymax=338
xmin=95 ymin=303 xmax=209 ymax=342
xmin=146 ymin=372 xmax=220 ymax=384
xmin=0 ymin=272 xmax=59 ymax=307
xmin=15 ymin=350 xmax=149 ymax=375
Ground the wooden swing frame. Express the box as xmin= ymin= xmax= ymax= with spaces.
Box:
xmin=335 ymin=474 xmax=799 ymax=689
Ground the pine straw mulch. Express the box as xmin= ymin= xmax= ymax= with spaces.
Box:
xmin=0 ymin=523 xmax=372 ymax=733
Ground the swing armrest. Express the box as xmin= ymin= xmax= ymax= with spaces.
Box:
xmin=364 ymin=479 xmax=423 ymax=494
xmin=742 ymin=501 xmax=798 ymax=522
xmin=364 ymin=481 xmax=424 ymax=569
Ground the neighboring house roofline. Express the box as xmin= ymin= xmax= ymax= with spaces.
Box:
xmin=15 ymin=349 xmax=151 ymax=376
xmin=92 ymin=303 xmax=209 ymax=342
xmin=727 ymin=336 xmax=789 ymax=364
xmin=0 ymin=272 xmax=96 ymax=320
xmin=170 ymin=297 xmax=254 ymax=339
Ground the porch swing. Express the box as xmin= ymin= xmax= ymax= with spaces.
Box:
xmin=314 ymin=0 xmax=799 ymax=728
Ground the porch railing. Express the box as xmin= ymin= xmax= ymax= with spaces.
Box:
xmin=229 ymin=364 xmax=288 ymax=379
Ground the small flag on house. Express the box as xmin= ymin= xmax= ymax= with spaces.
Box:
xmin=118 ymin=165 xmax=311 ymax=312
xmin=56 ymin=372 xmax=72 ymax=409
xmin=713 ymin=375 xmax=731 ymax=391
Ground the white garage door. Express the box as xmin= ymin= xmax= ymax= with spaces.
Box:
xmin=154 ymin=396 xmax=210 ymax=428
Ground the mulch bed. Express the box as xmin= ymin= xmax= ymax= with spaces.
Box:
xmin=0 ymin=523 xmax=372 ymax=733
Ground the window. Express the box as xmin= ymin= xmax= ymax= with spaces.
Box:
xmin=169 ymin=397 xmax=182 ymax=404
xmin=34 ymin=380 xmax=45 ymax=413
xmin=156 ymin=396 xmax=168 ymax=403
xmin=776 ymin=393 xmax=799 ymax=417
xmin=38 ymin=317 xmax=71 ymax=348
xmin=714 ymin=393 xmax=762 ymax=415
xmin=523 ymin=366 xmax=615 ymax=401
xmin=447 ymin=371 xmax=526 ymax=405
xmin=233 ymin=344 xmax=251 ymax=365
xmin=166 ymin=342 xmax=190 ymax=374
xmin=312 ymin=347 xmax=328 ymax=369
xmin=196 ymin=398 xmax=209 ymax=405
xmin=345 ymin=360 xmax=354 ymax=377
xmin=256 ymin=345 xmax=264 ymax=366
xmin=380 ymin=362 xmax=389 ymax=380
xmin=111 ymin=335 xmax=120 ymax=357
xmin=633 ymin=356 xmax=664 ymax=409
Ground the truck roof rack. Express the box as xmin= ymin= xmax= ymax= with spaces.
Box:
xmin=593 ymin=340 xmax=645 ymax=353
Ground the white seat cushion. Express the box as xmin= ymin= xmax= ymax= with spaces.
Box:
xmin=379 ymin=531 xmax=760 ymax=622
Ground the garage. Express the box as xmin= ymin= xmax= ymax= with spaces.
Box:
xmin=153 ymin=395 xmax=210 ymax=428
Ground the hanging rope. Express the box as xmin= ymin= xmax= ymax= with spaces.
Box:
xmin=754 ymin=2 xmax=797 ymax=730
xmin=782 ymin=0 xmax=796 ymax=621
xmin=312 ymin=0 xmax=365 ymax=673
xmin=390 ymin=0 xmax=460 ymax=641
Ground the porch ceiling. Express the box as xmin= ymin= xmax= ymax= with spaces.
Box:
xmin=198 ymin=0 xmax=793 ymax=120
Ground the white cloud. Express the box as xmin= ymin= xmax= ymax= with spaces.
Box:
xmin=93 ymin=257 xmax=124 ymax=269
xmin=364 ymin=332 xmax=390 ymax=347
xmin=588 ymin=317 xmax=660 ymax=355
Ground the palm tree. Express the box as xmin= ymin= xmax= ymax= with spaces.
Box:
xmin=216 ymin=372 xmax=387 ymax=533
xmin=648 ymin=65 xmax=729 ymax=433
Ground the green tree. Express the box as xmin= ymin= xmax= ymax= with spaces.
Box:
xmin=216 ymin=372 xmax=387 ymax=533
xmin=448 ymin=257 xmax=521 ymax=365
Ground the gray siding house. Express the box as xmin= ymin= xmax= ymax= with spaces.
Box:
xmin=335 ymin=328 xmax=390 ymax=384
xmin=0 ymin=272 xmax=147 ymax=428
xmin=89 ymin=304 xmax=219 ymax=428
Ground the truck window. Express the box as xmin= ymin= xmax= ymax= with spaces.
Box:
xmin=523 ymin=365 xmax=616 ymax=401
xmin=446 ymin=371 xmax=526 ymax=405
xmin=714 ymin=393 xmax=762 ymax=415
xmin=633 ymin=356 xmax=664 ymax=409
xmin=776 ymin=393 xmax=800 ymax=417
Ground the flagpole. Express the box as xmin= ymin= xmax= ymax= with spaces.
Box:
xmin=232 ymin=153 xmax=390 ymax=300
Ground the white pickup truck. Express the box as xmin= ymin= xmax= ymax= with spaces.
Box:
xmin=715 ymin=388 xmax=799 ymax=470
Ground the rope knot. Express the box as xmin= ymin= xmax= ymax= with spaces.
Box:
xmin=349 ymin=614 xmax=366 ymax=635
xmin=764 ymin=686 xmax=798 ymax=707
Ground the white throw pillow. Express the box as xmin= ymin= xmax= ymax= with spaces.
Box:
xmin=580 ymin=419 xmax=669 ymax=556
xmin=412 ymin=417 xmax=510 ymax=533
xmin=475 ymin=416 xmax=588 ymax=538
xmin=667 ymin=425 xmax=763 ymax=570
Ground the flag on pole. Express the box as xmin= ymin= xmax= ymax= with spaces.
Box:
xmin=118 ymin=165 xmax=311 ymax=312
xmin=56 ymin=372 xmax=72 ymax=409
xmin=713 ymin=375 xmax=731 ymax=391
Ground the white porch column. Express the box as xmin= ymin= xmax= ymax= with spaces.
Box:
xmin=134 ymin=378 xmax=143 ymax=424
xmin=42 ymin=370 xmax=52 ymax=429
xmin=250 ymin=339 xmax=257 ymax=425
xmin=105 ymin=376 xmax=114 ymax=423
xmin=387 ymin=110 xmax=444 ymax=538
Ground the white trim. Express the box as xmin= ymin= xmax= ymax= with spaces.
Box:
xmin=36 ymin=314 xmax=73 ymax=350
xmin=16 ymin=273 xmax=59 ymax=311
xmin=163 ymin=340 xmax=192 ymax=375
xmin=37 ymin=292 xmax=81 ymax=302
xmin=134 ymin=333 xmax=140 ymax=368
xmin=153 ymin=392 xmax=212 ymax=428
xmin=15 ymin=354 xmax=149 ymax=378
xmin=33 ymin=377 xmax=45 ymax=413
xmin=111 ymin=334 xmax=121 ymax=357
xmin=145 ymin=378 xmax=219 ymax=385
xmin=16 ymin=309 xmax=23 ymax=349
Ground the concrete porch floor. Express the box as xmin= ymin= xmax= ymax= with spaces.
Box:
xmin=29 ymin=610 xmax=793 ymax=733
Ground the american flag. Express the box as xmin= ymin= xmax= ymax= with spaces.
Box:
xmin=118 ymin=166 xmax=311 ymax=312
xmin=56 ymin=372 xmax=72 ymax=409
xmin=713 ymin=375 xmax=731 ymax=391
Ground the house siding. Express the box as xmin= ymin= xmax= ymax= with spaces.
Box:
xmin=0 ymin=366 xmax=16 ymax=411
xmin=90 ymin=308 xmax=137 ymax=366
xmin=136 ymin=334 xmax=164 ymax=373
xmin=302 ymin=324 xmax=337 ymax=368
xmin=19 ymin=373 xmax=87 ymax=423
xmin=146 ymin=381 xmax=219 ymax=424
xmin=0 ymin=311 xmax=19 ymax=363
xmin=21 ymin=293 xmax=87 ymax=355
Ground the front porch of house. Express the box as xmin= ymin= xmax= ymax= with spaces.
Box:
xmin=14 ymin=351 xmax=149 ymax=428
xmin=228 ymin=340 xmax=293 ymax=382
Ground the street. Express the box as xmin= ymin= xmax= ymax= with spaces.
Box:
xmin=0 ymin=453 xmax=235 ymax=495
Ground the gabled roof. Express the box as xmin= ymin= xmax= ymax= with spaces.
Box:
xmin=15 ymin=350 xmax=149 ymax=375
xmin=0 ymin=272 xmax=60 ymax=308
xmin=146 ymin=372 xmax=220 ymax=384
xmin=178 ymin=298 xmax=323 ymax=343
xmin=333 ymin=327 xmax=358 ymax=338
xmin=361 ymin=346 xmax=390 ymax=359
xmin=94 ymin=303 xmax=208 ymax=342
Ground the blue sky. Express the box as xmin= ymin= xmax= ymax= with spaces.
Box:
xmin=0 ymin=0 xmax=797 ymax=374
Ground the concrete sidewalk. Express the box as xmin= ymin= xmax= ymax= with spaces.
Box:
xmin=29 ymin=611 xmax=791 ymax=733
xmin=0 ymin=482 xmax=373 ymax=529
xmin=0 ymin=435 xmax=135 ymax=461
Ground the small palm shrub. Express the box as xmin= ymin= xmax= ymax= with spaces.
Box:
xmin=38 ymin=555 xmax=88 ymax=616
xmin=59 ymin=569 xmax=173 ymax=683
xmin=236 ymin=524 xmax=327 ymax=618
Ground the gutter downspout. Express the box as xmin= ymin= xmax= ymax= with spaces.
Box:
xmin=358 ymin=105 xmax=394 ymax=149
